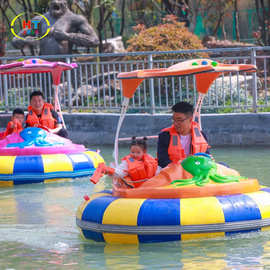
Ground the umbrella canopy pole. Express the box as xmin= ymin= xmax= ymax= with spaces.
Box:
xmin=113 ymin=97 xmax=129 ymax=166
xmin=193 ymin=93 xmax=205 ymax=130
xmin=53 ymin=84 xmax=66 ymax=130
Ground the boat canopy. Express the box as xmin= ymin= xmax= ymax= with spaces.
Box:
xmin=0 ymin=58 xmax=78 ymax=128
xmin=113 ymin=59 xmax=257 ymax=165
xmin=0 ymin=58 xmax=77 ymax=85
xmin=117 ymin=58 xmax=257 ymax=98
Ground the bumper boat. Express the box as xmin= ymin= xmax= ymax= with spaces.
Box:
xmin=76 ymin=59 xmax=268 ymax=244
xmin=77 ymin=155 xmax=270 ymax=244
xmin=0 ymin=127 xmax=104 ymax=186
xmin=0 ymin=59 xmax=104 ymax=186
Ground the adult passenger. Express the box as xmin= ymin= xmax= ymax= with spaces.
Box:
xmin=25 ymin=91 xmax=68 ymax=138
xmin=157 ymin=101 xmax=209 ymax=168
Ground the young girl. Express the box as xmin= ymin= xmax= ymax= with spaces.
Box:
xmin=92 ymin=137 xmax=158 ymax=188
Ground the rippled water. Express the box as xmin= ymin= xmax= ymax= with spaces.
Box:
xmin=1 ymin=145 xmax=270 ymax=270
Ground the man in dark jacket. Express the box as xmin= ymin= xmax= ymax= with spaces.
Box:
xmin=157 ymin=101 xmax=209 ymax=168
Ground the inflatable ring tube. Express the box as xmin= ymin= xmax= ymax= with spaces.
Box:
xmin=0 ymin=150 xmax=104 ymax=186
xmin=76 ymin=187 xmax=270 ymax=244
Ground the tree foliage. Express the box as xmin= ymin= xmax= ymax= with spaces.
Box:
xmin=126 ymin=15 xmax=207 ymax=59
xmin=161 ymin=0 xmax=190 ymax=26
xmin=1 ymin=0 xmax=269 ymax=55
xmin=70 ymin=0 xmax=117 ymax=52
xmin=199 ymin=0 xmax=234 ymax=37
xmin=253 ymin=0 xmax=270 ymax=46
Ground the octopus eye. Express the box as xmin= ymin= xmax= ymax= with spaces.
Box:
xmin=195 ymin=161 xmax=200 ymax=165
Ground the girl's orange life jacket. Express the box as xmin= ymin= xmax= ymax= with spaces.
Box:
xmin=26 ymin=103 xmax=57 ymax=130
xmin=162 ymin=122 xmax=209 ymax=163
xmin=122 ymin=153 xmax=158 ymax=187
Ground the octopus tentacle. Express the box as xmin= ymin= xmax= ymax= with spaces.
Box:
xmin=209 ymin=174 xmax=240 ymax=183
xmin=172 ymin=178 xmax=197 ymax=186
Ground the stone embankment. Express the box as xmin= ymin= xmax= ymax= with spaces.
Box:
xmin=1 ymin=113 xmax=269 ymax=146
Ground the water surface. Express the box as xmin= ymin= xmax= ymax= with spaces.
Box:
xmin=1 ymin=145 xmax=270 ymax=270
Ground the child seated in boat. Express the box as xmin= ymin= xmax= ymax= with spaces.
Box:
xmin=91 ymin=137 xmax=159 ymax=188
xmin=0 ymin=108 xmax=24 ymax=139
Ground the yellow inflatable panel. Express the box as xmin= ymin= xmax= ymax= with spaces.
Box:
xmin=42 ymin=154 xmax=73 ymax=172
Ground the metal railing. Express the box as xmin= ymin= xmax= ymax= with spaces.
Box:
xmin=0 ymin=46 xmax=270 ymax=114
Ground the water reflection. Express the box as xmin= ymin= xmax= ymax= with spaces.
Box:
xmin=0 ymin=189 xmax=17 ymax=224
xmin=76 ymin=232 xmax=270 ymax=270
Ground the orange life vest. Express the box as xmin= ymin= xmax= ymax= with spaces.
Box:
xmin=0 ymin=120 xmax=23 ymax=139
xmin=122 ymin=153 xmax=158 ymax=187
xmin=26 ymin=103 xmax=56 ymax=130
xmin=162 ymin=122 xmax=209 ymax=163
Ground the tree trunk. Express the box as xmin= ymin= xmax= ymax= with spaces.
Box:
xmin=268 ymin=0 xmax=270 ymax=44
xmin=259 ymin=0 xmax=267 ymax=44
xmin=0 ymin=7 xmax=11 ymax=26
xmin=234 ymin=0 xmax=240 ymax=41
xmin=26 ymin=0 xmax=33 ymax=13
xmin=120 ymin=0 xmax=126 ymax=36
xmin=97 ymin=1 xmax=104 ymax=52
xmin=109 ymin=18 xmax=114 ymax=37
xmin=189 ymin=0 xmax=201 ymax=33
xmin=222 ymin=21 xmax=227 ymax=40
xmin=19 ymin=0 xmax=29 ymax=20
xmin=212 ymin=13 xmax=223 ymax=36
xmin=88 ymin=0 xmax=96 ymax=26
xmin=0 ymin=23 xmax=6 ymax=61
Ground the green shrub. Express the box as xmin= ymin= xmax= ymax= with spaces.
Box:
xmin=126 ymin=15 xmax=207 ymax=60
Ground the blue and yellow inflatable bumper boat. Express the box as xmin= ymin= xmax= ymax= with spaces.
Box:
xmin=0 ymin=127 xmax=104 ymax=186
xmin=76 ymin=156 xmax=270 ymax=244
xmin=0 ymin=150 xmax=104 ymax=186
